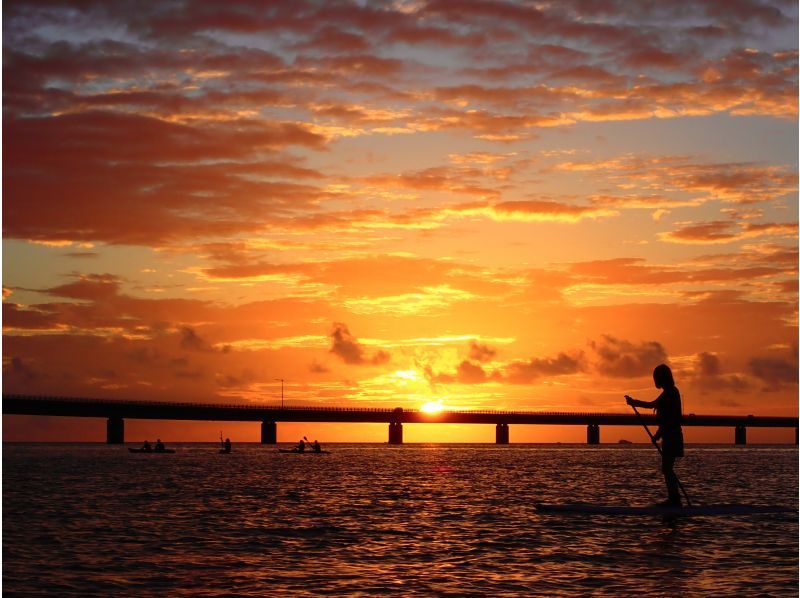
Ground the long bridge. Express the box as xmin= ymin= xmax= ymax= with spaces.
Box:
xmin=4 ymin=394 xmax=798 ymax=445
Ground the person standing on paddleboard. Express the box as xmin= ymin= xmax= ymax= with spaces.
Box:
xmin=625 ymin=364 xmax=684 ymax=507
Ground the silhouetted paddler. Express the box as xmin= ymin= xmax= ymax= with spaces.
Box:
xmin=625 ymin=363 xmax=684 ymax=506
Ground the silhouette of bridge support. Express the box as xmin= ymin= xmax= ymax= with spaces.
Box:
xmin=496 ymin=423 xmax=509 ymax=444
xmin=388 ymin=422 xmax=403 ymax=444
xmin=107 ymin=417 xmax=124 ymax=444
xmin=735 ymin=425 xmax=747 ymax=445
xmin=587 ymin=423 xmax=600 ymax=445
xmin=261 ymin=420 xmax=277 ymax=444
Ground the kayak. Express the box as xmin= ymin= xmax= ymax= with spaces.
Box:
xmin=278 ymin=448 xmax=330 ymax=454
xmin=128 ymin=448 xmax=175 ymax=454
xmin=535 ymin=502 xmax=796 ymax=516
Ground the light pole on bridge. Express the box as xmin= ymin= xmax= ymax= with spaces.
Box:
xmin=274 ymin=378 xmax=284 ymax=409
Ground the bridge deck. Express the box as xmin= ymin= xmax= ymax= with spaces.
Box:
xmin=3 ymin=394 xmax=797 ymax=428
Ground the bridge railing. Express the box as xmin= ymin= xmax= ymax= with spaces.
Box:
xmin=3 ymin=394 xmax=639 ymax=417
xmin=3 ymin=394 xmax=397 ymax=413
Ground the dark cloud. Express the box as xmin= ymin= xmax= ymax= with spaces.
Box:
xmin=567 ymin=257 xmax=786 ymax=286
xmin=456 ymin=360 xmax=488 ymax=383
xmin=3 ymin=302 xmax=60 ymax=329
xmin=43 ymin=273 xmax=121 ymax=300
xmin=173 ymin=367 xmax=207 ymax=380
xmin=697 ymin=351 xmax=722 ymax=376
xmin=309 ymin=360 xmax=330 ymax=373
xmin=4 ymin=111 xmax=328 ymax=245
xmin=329 ymin=323 xmax=389 ymax=366
xmin=661 ymin=220 xmax=797 ymax=244
xmin=215 ymin=370 xmax=255 ymax=389
xmin=468 ymin=340 xmax=497 ymax=362
xmin=689 ymin=352 xmax=749 ymax=394
xmin=503 ymin=352 xmax=585 ymax=384
xmin=179 ymin=327 xmax=211 ymax=352
xmin=429 ymin=360 xmax=492 ymax=384
xmin=428 ymin=349 xmax=585 ymax=385
xmin=6 ymin=356 xmax=39 ymax=382
xmin=590 ymin=335 xmax=667 ymax=378
xmin=748 ymin=355 xmax=798 ymax=391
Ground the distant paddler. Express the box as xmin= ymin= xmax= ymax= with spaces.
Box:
xmin=219 ymin=432 xmax=232 ymax=454
xmin=303 ymin=436 xmax=322 ymax=453
xmin=625 ymin=363 xmax=687 ymax=507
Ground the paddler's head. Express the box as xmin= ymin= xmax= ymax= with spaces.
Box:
xmin=653 ymin=363 xmax=674 ymax=389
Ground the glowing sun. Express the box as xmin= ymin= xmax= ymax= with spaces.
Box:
xmin=420 ymin=401 xmax=444 ymax=413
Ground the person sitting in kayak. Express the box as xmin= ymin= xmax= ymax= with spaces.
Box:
xmin=625 ymin=363 xmax=684 ymax=507
xmin=296 ymin=439 xmax=306 ymax=453
xmin=311 ymin=440 xmax=321 ymax=453
xmin=141 ymin=440 xmax=152 ymax=452
xmin=155 ymin=438 xmax=166 ymax=452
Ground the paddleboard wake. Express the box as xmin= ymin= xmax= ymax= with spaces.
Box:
xmin=535 ymin=502 xmax=796 ymax=516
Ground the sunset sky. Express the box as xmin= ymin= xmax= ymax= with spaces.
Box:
xmin=3 ymin=0 xmax=798 ymax=443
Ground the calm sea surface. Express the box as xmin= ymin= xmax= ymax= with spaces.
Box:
xmin=3 ymin=443 xmax=798 ymax=596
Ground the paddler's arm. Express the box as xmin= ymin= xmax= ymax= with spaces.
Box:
xmin=624 ymin=395 xmax=657 ymax=409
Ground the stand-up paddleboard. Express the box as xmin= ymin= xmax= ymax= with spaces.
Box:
xmin=535 ymin=503 xmax=796 ymax=516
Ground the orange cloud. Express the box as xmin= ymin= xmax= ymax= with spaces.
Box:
xmin=557 ymin=155 xmax=798 ymax=204
xmin=488 ymin=200 xmax=617 ymax=222
xmin=660 ymin=220 xmax=798 ymax=244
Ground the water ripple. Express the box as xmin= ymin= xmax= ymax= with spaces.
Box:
xmin=4 ymin=444 xmax=797 ymax=596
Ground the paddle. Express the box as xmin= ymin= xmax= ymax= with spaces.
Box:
xmin=628 ymin=402 xmax=692 ymax=507
xmin=304 ymin=435 xmax=321 ymax=452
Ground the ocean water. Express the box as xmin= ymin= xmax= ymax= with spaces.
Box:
xmin=3 ymin=443 xmax=797 ymax=596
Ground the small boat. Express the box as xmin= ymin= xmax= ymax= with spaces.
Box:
xmin=535 ymin=502 xmax=796 ymax=517
xmin=278 ymin=448 xmax=330 ymax=454
xmin=128 ymin=447 xmax=175 ymax=454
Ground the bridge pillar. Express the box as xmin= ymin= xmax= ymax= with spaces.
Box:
xmin=261 ymin=421 xmax=277 ymax=444
xmin=587 ymin=424 xmax=600 ymax=445
xmin=496 ymin=423 xmax=509 ymax=444
xmin=388 ymin=422 xmax=403 ymax=444
xmin=735 ymin=425 xmax=747 ymax=445
xmin=107 ymin=417 xmax=124 ymax=444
